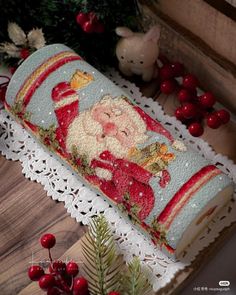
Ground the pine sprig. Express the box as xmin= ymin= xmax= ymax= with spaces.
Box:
xmin=122 ymin=257 xmax=151 ymax=295
xmin=82 ymin=215 xmax=123 ymax=295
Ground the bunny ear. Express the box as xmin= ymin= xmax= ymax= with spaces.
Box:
xmin=115 ymin=27 xmax=134 ymax=38
xmin=143 ymin=25 xmax=161 ymax=43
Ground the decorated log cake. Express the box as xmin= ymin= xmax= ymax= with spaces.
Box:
xmin=5 ymin=44 xmax=233 ymax=259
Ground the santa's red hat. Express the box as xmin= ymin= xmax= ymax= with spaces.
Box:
xmin=134 ymin=105 xmax=186 ymax=151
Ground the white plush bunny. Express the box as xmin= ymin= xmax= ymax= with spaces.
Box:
xmin=115 ymin=26 xmax=161 ymax=82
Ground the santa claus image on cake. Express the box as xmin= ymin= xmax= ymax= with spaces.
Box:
xmin=51 ymin=69 xmax=186 ymax=220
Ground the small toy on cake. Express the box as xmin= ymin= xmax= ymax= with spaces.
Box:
xmin=4 ymin=44 xmax=234 ymax=260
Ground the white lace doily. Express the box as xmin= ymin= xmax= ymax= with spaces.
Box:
xmin=0 ymin=70 xmax=236 ymax=293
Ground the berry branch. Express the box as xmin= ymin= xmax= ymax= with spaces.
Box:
xmin=28 ymin=233 xmax=89 ymax=295
xmin=28 ymin=215 xmax=151 ymax=295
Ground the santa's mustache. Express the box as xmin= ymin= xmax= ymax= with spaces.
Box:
xmin=66 ymin=110 xmax=129 ymax=163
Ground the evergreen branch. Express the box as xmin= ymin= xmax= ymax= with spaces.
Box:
xmin=82 ymin=215 xmax=121 ymax=295
xmin=122 ymin=257 xmax=151 ymax=295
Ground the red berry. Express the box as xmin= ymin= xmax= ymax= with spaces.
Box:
xmin=182 ymin=103 xmax=198 ymax=119
xmin=160 ymin=79 xmax=177 ymax=94
xmin=207 ymin=113 xmax=221 ymax=129
xmin=175 ymin=107 xmax=185 ymax=121
xmin=188 ymin=122 xmax=204 ymax=137
xmin=108 ymin=292 xmax=120 ymax=295
xmin=47 ymin=287 xmax=61 ymax=295
xmin=49 ymin=260 xmax=66 ymax=274
xmin=76 ymin=12 xmax=88 ymax=26
xmin=40 ymin=233 xmax=56 ymax=249
xmin=20 ymin=48 xmax=30 ymax=59
xmin=28 ymin=265 xmax=44 ymax=281
xmin=66 ymin=261 xmax=79 ymax=276
xmin=171 ymin=62 xmax=184 ymax=77
xmin=73 ymin=276 xmax=88 ymax=291
xmin=159 ymin=64 xmax=175 ymax=81
xmin=199 ymin=92 xmax=216 ymax=108
xmin=177 ymin=88 xmax=193 ymax=103
xmin=216 ymin=109 xmax=230 ymax=124
xmin=82 ymin=21 xmax=94 ymax=33
xmin=182 ymin=74 xmax=198 ymax=90
xmin=39 ymin=274 xmax=55 ymax=290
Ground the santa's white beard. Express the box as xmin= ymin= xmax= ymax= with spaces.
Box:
xmin=66 ymin=111 xmax=130 ymax=163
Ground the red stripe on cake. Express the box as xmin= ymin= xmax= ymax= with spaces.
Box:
xmin=157 ymin=165 xmax=221 ymax=227
xmin=15 ymin=52 xmax=72 ymax=101
xmin=22 ymin=55 xmax=81 ymax=108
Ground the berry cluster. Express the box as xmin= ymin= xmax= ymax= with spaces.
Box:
xmin=28 ymin=233 xmax=121 ymax=295
xmin=28 ymin=233 xmax=89 ymax=295
xmin=76 ymin=12 xmax=104 ymax=33
xmin=159 ymin=61 xmax=230 ymax=137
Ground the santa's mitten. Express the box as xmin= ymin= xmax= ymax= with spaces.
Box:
xmin=51 ymin=82 xmax=79 ymax=139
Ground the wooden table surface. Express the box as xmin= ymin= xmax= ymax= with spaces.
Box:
xmin=0 ymin=79 xmax=236 ymax=295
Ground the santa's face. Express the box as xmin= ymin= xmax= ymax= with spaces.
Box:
xmin=66 ymin=96 xmax=148 ymax=163
xmin=91 ymin=103 xmax=139 ymax=148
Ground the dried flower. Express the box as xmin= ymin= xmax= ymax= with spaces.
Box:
xmin=0 ymin=42 xmax=20 ymax=58
xmin=27 ymin=28 xmax=46 ymax=49
xmin=8 ymin=22 xmax=27 ymax=46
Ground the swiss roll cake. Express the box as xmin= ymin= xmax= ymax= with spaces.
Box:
xmin=5 ymin=44 xmax=233 ymax=258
